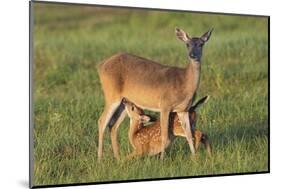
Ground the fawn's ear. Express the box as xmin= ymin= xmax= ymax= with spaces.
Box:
xmin=146 ymin=115 xmax=157 ymax=122
xmin=139 ymin=115 xmax=151 ymax=123
xmin=201 ymin=28 xmax=213 ymax=42
xmin=190 ymin=96 xmax=209 ymax=111
xmin=175 ymin=27 xmax=190 ymax=43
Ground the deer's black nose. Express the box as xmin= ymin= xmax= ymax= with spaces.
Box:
xmin=189 ymin=53 xmax=196 ymax=59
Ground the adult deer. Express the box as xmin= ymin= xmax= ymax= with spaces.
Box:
xmin=97 ymin=27 xmax=213 ymax=160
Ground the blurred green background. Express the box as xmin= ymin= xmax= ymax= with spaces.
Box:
xmin=32 ymin=2 xmax=268 ymax=186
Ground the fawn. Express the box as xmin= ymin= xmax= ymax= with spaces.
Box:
xmin=122 ymin=96 xmax=211 ymax=159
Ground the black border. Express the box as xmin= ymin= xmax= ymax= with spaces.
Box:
xmin=29 ymin=1 xmax=270 ymax=188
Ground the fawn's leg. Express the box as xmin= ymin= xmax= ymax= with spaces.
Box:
xmin=194 ymin=130 xmax=203 ymax=151
xmin=125 ymin=151 xmax=138 ymax=160
xmin=126 ymin=149 xmax=145 ymax=160
xmin=201 ymin=134 xmax=212 ymax=156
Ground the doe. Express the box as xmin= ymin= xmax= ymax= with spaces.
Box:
xmin=97 ymin=27 xmax=213 ymax=160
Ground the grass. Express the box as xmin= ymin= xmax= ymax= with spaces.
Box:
xmin=32 ymin=2 xmax=269 ymax=186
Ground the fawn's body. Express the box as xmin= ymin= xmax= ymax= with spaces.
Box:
xmin=123 ymin=96 xmax=211 ymax=159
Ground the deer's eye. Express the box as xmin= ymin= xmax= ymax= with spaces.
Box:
xmin=131 ymin=106 xmax=135 ymax=111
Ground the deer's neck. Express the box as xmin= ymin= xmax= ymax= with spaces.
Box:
xmin=128 ymin=119 xmax=142 ymax=147
xmin=184 ymin=60 xmax=201 ymax=95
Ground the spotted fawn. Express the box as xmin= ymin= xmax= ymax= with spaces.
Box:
xmin=122 ymin=96 xmax=211 ymax=159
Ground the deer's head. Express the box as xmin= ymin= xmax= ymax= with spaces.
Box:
xmin=175 ymin=27 xmax=213 ymax=62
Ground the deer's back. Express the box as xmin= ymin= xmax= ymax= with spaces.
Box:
xmin=98 ymin=53 xmax=186 ymax=82
xmin=98 ymin=52 xmax=171 ymax=73
xmin=98 ymin=53 xmax=187 ymax=109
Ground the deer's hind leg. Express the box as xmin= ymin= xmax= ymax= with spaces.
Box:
xmin=110 ymin=104 xmax=127 ymax=160
xmin=98 ymin=99 xmax=122 ymax=161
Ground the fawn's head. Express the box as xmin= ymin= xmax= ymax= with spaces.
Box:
xmin=175 ymin=27 xmax=213 ymax=62
xmin=172 ymin=96 xmax=209 ymax=136
xmin=122 ymin=98 xmax=151 ymax=123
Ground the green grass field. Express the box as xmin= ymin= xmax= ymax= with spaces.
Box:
xmin=32 ymin=2 xmax=269 ymax=186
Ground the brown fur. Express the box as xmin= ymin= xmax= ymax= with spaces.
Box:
xmin=123 ymin=97 xmax=212 ymax=159
xmin=97 ymin=28 xmax=213 ymax=160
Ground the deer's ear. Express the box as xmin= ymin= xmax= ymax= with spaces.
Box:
xmin=145 ymin=115 xmax=157 ymax=122
xmin=201 ymin=28 xmax=213 ymax=42
xmin=175 ymin=27 xmax=190 ymax=43
xmin=139 ymin=115 xmax=151 ymax=123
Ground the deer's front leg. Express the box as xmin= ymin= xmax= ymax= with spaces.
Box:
xmin=160 ymin=110 xmax=170 ymax=160
xmin=178 ymin=112 xmax=195 ymax=155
